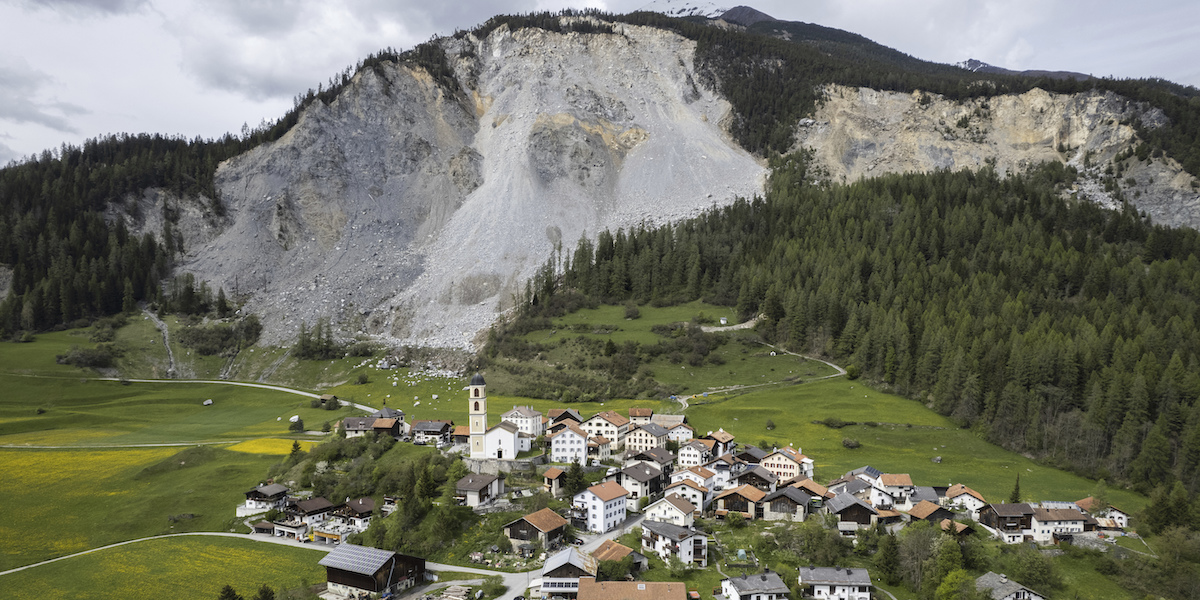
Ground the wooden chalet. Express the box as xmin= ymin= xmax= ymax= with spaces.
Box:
xmin=714 ymin=484 xmax=766 ymax=520
xmin=319 ymin=544 xmax=425 ymax=597
xmin=908 ymin=500 xmax=955 ymax=523
xmin=504 ymin=508 xmax=569 ymax=551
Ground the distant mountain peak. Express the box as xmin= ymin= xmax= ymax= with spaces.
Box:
xmin=955 ymin=58 xmax=993 ymax=72
xmin=955 ymin=57 xmax=1091 ymax=81
xmin=719 ymin=6 xmax=777 ymax=27
xmin=636 ymin=0 xmax=729 ymax=19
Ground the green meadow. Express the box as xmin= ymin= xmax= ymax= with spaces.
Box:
xmin=2 ymin=536 xmax=326 ymax=600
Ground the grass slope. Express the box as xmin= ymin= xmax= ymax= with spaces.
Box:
xmin=2 ymin=536 xmax=325 ymax=600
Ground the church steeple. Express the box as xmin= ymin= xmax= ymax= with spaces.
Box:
xmin=469 ymin=373 xmax=487 ymax=458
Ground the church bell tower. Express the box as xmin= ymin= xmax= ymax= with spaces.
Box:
xmin=468 ymin=373 xmax=487 ymax=458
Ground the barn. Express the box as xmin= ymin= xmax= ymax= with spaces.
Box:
xmin=318 ymin=543 xmax=425 ymax=597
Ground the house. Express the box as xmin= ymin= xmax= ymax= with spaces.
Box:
xmin=624 ymin=447 xmax=675 ymax=476
xmin=589 ymin=436 xmax=613 ymax=462
xmin=941 ymin=519 xmax=974 ymax=536
xmin=456 ymin=473 xmax=503 ymax=507
xmin=787 ymin=477 xmax=833 ymax=500
xmin=550 ymin=423 xmax=591 ymax=465
xmin=979 ymin=503 xmax=1035 ymax=544
xmin=610 ymin=463 xmax=663 ymax=502
xmin=452 ymin=425 xmax=470 ymax=445
xmin=796 ymin=566 xmax=871 ymax=600
xmin=314 ymin=498 xmax=375 ymax=544
xmin=732 ymin=465 xmax=779 ymax=493
xmin=590 ymin=539 xmax=648 ymax=572
xmin=504 ymin=507 xmax=569 ymax=551
xmin=975 ymin=571 xmax=1045 ymax=600
xmin=650 ymin=414 xmax=687 ymax=428
xmin=677 ymin=440 xmax=712 ymax=468
xmin=629 ymin=408 xmax=654 ymax=425
xmin=543 ymin=466 xmax=565 ymax=497
xmin=549 ymin=408 xmax=584 ymax=428
xmin=909 ymin=500 xmax=956 ymax=524
xmin=342 ymin=417 xmax=377 ymax=439
xmin=501 ymin=405 xmax=545 ymax=438
xmin=760 ymin=486 xmax=811 ymax=522
xmin=665 ymin=479 xmax=709 ymax=513
xmin=873 ymin=473 xmax=914 ymax=510
xmin=372 ymin=417 xmax=402 ymax=438
xmin=577 ymin=577 xmax=686 ymax=600
xmin=319 ymin=544 xmax=425 ymax=598
xmin=910 ymin=486 xmax=941 ymax=507
xmin=582 ymin=411 xmax=631 ymax=450
xmin=370 ymin=407 xmax=408 ymax=434
xmin=944 ymin=484 xmax=987 ymax=519
xmin=641 ymin=520 xmax=708 ymax=567
xmin=760 ymin=446 xmax=814 ymax=481
xmin=240 ymin=483 xmax=289 ymax=516
xmin=542 ymin=548 xmax=598 ymax=598
xmin=482 ymin=420 xmax=531 ymax=460
xmin=825 ymin=493 xmax=878 ymax=533
xmin=830 ymin=478 xmax=871 ymax=501
xmin=733 ymin=445 xmax=768 ymax=465
xmin=573 ymin=481 xmax=629 ymax=533
xmin=625 ymin=423 xmax=670 ymax=453
xmin=411 ymin=420 xmax=453 ymax=445
xmin=1031 ymin=507 xmax=1086 ymax=543
xmin=702 ymin=428 xmax=736 ymax=456
xmin=666 ymin=423 xmax=694 ymax=443
xmin=672 ymin=465 xmax=716 ymax=489
xmin=287 ymin=497 xmax=337 ymax=527
xmin=703 ymin=454 xmax=748 ymax=491
xmin=1076 ymin=496 xmax=1130 ymax=528
xmin=644 ymin=494 xmax=696 ymax=527
xmin=722 ymin=571 xmax=790 ymax=600
xmin=714 ymin=484 xmax=766 ymax=520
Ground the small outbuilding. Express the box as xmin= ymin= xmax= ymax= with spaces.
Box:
xmin=319 ymin=543 xmax=425 ymax=598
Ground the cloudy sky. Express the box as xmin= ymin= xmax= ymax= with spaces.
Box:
xmin=1 ymin=0 xmax=1197 ymax=164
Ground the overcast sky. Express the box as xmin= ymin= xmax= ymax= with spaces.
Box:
xmin=1 ymin=0 xmax=1197 ymax=165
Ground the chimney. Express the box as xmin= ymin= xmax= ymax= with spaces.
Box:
xmin=1000 ymin=574 xmax=1008 ymax=583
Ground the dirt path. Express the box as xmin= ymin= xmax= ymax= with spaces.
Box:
xmin=141 ymin=306 xmax=176 ymax=378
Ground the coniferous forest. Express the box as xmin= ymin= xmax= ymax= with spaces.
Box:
xmin=513 ymin=153 xmax=1200 ymax=495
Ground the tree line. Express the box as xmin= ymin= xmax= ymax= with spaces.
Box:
xmin=520 ymin=154 xmax=1200 ymax=493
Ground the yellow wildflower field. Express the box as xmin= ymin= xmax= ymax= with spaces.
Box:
xmin=226 ymin=438 xmax=319 ymax=455
xmin=3 ymin=535 xmax=326 ymax=600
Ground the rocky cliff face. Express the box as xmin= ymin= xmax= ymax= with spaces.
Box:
xmin=797 ymin=85 xmax=1200 ymax=227
xmin=176 ymin=21 xmax=767 ymax=349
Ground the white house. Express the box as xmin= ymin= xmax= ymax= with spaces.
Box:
xmin=629 ymin=408 xmax=654 ymax=425
xmin=722 ymin=572 xmax=790 ymax=600
xmin=666 ymin=423 xmax=694 ymax=444
xmin=573 ymin=482 xmax=628 ymax=533
xmin=677 ymin=441 xmax=712 ymax=468
xmin=702 ymin=429 xmax=736 ymax=456
xmin=625 ymin=423 xmax=670 ymax=453
xmin=796 ymin=566 xmax=871 ymax=600
xmin=870 ymin=473 xmax=914 ymax=510
xmin=665 ymin=479 xmax=709 ymax=512
xmin=541 ymin=548 xmax=597 ymax=598
xmin=610 ymin=463 xmax=662 ymax=502
xmin=644 ymin=494 xmax=695 ymax=527
xmin=944 ymin=483 xmax=987 ymax=519
xmin=582 ymin=411 xmax=631 ymax=450
xmin=1030 ymin=507 xmax=1085 ymax=543
xmin=760 ymin=446 xmax=813 ymax=482
xmin=975 ymin=572 xmax=1045 ymax=600
xmin=642 ymin=520 xmax=708 ymax=567
xmin=1076 ymin=496 xmax=1130 ymax=529
xmin=456 ymin=473 xmax=503 ymax=507
xmin=550 ymin=423 xmax=590 ymax=465
xmin=482 ymin=421 xmax=531 ymax=460
xmin=240 ymin=483 xmax=289 ymax=516
xmin=702 ymin=455 xmax=747 ymax=491
xmin=501 ymin=405 xmax=544 ymax=438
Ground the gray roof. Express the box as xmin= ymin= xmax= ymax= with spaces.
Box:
xmin=726 ymin=572 xmax=790 ymax=595
xmin=248 ymin=483 xmax=289 ymax=497
xmin=543 ymin=547 xmax=595 ymax=576
xmin=634 ymin=422 xmax=669 ymax=437
xmin=840 ymin=479 xmax=870 ymax=495
xmin=457 ymin=474 xmax=498 ymax=492
xmin=295 ymin=497 xmax=335 ymax=514
xmin=649 ymin=414 xmax=686 ymax=427
xmin=343 ymin=417 xmax=375 ymax=431
xmin=762 ymin=486 xmax=812 ymax=505
xmin=988 ymin=503 xmax=1034 ymax=517
xmin=642 ymin=520 xmax=700 ymax=541
xmin=826 ymin=493 xmax=877 ymax=515
xmin=371 ymin=407 xmax=405 ymax=419
xmin=911 ymin=486 xmax=939 ymax=503
xmin=737 ymin=465 xmax=779 ymax=483
xmin=626 ymin=446 xmax=674 ymax=465
xmin=413 ymin=420 xmax=451 ymax=433
xmin=503 ymin=406 xmax=541 ymax=418
xmin=319 ymin=543 xmax=395 ymax=576
xmin=736 ymin=445 xmax=768 ymax=462
xmin=976 ymin=571 xmax=1040 ymax=599
xmin=622 ymin=464 xmax=662 ymax=483
xmin=471 ymin=373 xmax=486 ymax=386
xmin=488 ymin=421 xmax=520 ymax=434
xmin=849 ymin=465 xmax=882 ymax=479
xmin=798 ymin=566 xmax=871 ymax=586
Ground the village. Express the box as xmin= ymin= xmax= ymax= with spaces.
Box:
xmin=236 ymin=374 xmax=1136 ymax=600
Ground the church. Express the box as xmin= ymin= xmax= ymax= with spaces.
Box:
xmin=468 ymin=373 xmax=532 ymax=460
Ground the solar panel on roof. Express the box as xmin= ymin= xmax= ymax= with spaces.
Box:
xmin=318 ymin=543 xmax=395 ymax=575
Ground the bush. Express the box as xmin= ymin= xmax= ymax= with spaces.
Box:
xmin=289 ymin=418 xmax=305 ymax=432
xmin=845 ymin=364 xmax=860 ymax=380
xmin=842 ymin=437 xmax=861 ymax=449
xmin=624 ymin=303 xmax=640 ymax=319
xmin=726 ymin=512 xmax=746 ymax=529
xmin=356 ymin=373 xmax=370 ymax=385
xmin=56 ymin=343 xmax=121 ymax=368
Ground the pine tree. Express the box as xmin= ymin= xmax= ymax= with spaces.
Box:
xmin=218 ymin=585 xmax=245 ymax=600
xmin=1009 ymin=474 xmax=1021 ymax=504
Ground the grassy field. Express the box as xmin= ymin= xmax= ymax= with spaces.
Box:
xmin=2 ymin=536 xmax=326 ymax=600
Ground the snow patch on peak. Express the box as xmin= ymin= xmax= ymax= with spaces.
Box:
xmin=636 ymin=0 xmax=728 ymax=19
xmin=955 ymin=58 xmax=993 ymax=72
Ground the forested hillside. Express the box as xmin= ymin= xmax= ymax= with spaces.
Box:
xmin=518 ymin=153 xmax=1200 ymax=493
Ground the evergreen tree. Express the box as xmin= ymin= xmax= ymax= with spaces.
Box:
xmin=1009 ymin=474 xmax=1021 ymax=504
xmin=217 ymin=585 xmax=244 ymax=600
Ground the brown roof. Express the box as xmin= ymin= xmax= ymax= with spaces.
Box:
xmin=880 ymin=473 xmax=913 ymax=487
xmin=457 ymin=474 xmax=498 ymax=492
xmin=453 ymin=425 xmax=470 ymax=436
xmin=876 ymin=509 xmax=903 ymax=518
xmin=523 ymin=508 xmax=569 ymax=533
xmin=947 ymin=483 xmax=985 ymax=503
xmin=543 ymin=467 xmax=565 ymax=480
xmin=629 ymin=408 xmax=653 ymax=418
xmin=590 ymin=435 xmax=611 ymax=446
xmin=593 ymin=410 xmax=630 ymax=427
xmin=908 ymin=500 xmax=944 ymax=520
xmin=940 ymin=519 xmax=970 ymax=534
xmin=666 ymin=479 xmax=708 ymax=493
xmin=373 ymin=418 xmax=398 ymax=428
xmin=707 ymin=429 xmax=735 ymax=443
xmin=693 ymin=439 xmax=716 ymax=451
xmin=548 ymin=423 xmax=589 ymax=440
xmin=586 ymin=481 xmax=629 ymax=502
xmin=591 ymin=539 xmax=635 ymax=563
xmin=687 ymin=466 xmax=715 ymax=479
xmin=789 ymin=478 xmax=832 ymax=498
xmin=660 ymin=493 xmax=696 ymax=514
xmin=715 ymin=484 xmax=766 ymax=503
xmin=1075 ymin=496 xmax=1125 ymax=515
xmin=577 ymin=578 xmax=687 ymax=600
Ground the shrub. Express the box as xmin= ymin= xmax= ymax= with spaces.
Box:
xmin=842 ymin=437 xmax=861 ymax=449
xmin=289 ymin=418 xmax=305 ymax=432
xmin=356 ymin=373 xmax=370 ymax=385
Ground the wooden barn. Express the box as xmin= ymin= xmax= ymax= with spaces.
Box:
xmin=318 ymin=543 xmax=425 ymax=597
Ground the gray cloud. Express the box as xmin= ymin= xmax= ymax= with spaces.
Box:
xmin=23 ymin=0 xmax=148 ymax=15
xmin=0 ymin=59 xmax=85 ymax=132
xmin=0 ymin=136 xmax=19 ymax=165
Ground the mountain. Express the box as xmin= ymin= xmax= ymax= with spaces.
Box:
xmin=718 ymin=6 xmax=777 ymax=27
xmin=956 ymin=57 xmax=1092 ymax=81
xmin=636 ymin=0 xmax=728 ymax=19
